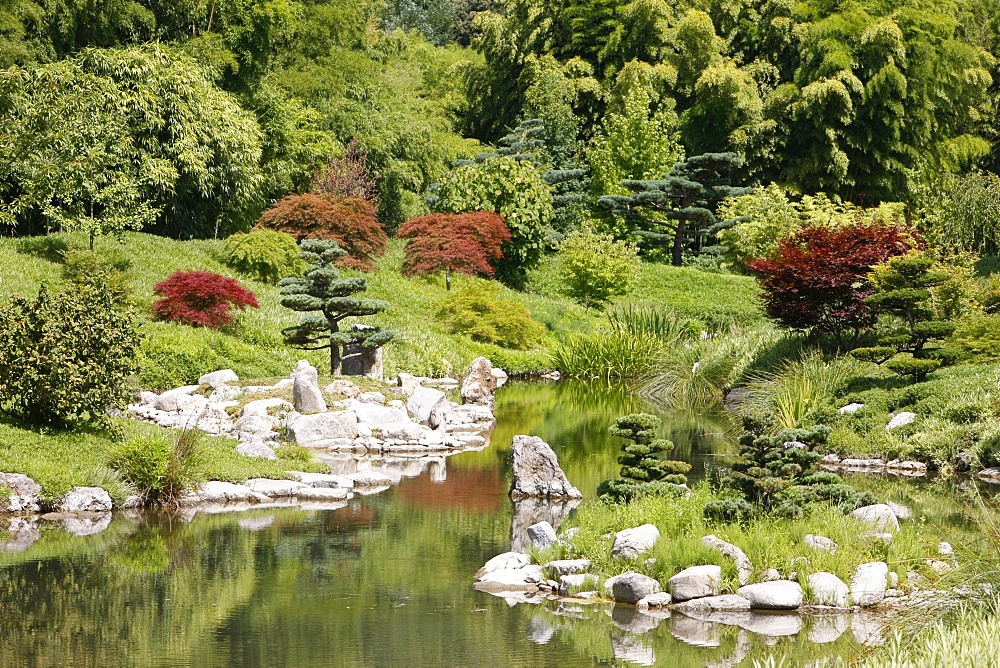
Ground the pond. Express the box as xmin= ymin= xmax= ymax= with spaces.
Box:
xmin=0 ymin=381 xmax=966 ymax=665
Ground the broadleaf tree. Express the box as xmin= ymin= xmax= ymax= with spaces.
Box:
xmin=395 ymin=211 xmax=511 ymax=290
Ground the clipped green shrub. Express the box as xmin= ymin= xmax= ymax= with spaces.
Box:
xmin=436 ymin=281 xmax=544 ymax=349
xmin=222 ymin=229 xmax=305 ymax=284
xmin=885 ymin=356 xmax=941 ymax=382
xmin=0 ymin=281 xmax=138 ymax=426
xmin=62 ymin=248 xmax=133 ymax=302
xmin=951 ymin=314 xmax=1000 ymax=361
xmin=109 ymin=429 xmax=204 ymax=506
xmin=597 ymin=413 xmax=691 ymax=503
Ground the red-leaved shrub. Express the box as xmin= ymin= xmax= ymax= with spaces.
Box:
xmin=747 ymin=222 xmax=917 ymax=344
xmin=312 ymin=139 xmax=378 ymax=202
xmin=395 ymin=212 xmax=511 ymax=289
xmin=256 ymin=193 xmax=387 ymax=271
xmin=152 ymin=271 xmax=259 ymax=328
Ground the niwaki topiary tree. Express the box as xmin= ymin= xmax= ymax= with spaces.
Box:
xmin=704 ymin=424 xmax=876 ymax=523
xmin=597 ymin=413 xmax=691 ymax=503
xmin=851 ymin=252 xmax=962 ymax=382
xmin=279 ymin=239 xmax=393 ymax=375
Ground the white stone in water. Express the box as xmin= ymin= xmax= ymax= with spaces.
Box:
xmin=851 ymin=562 xmax=888 ymax=608
xmin=544 ymin=559 xmax=590 ymax=576
xmin=736 ymin=580 xmax=803 ymax=610
xmin=244 ymin=478 xmax=309 ymax=497
xmin=808 ymin=572 xmax=850 ymax=607
xmin=886 ymin=412 xmax=916 ymax=430
xmin=636 ymin=592 xmax=673 ymax=609
xmin=59 ymin=487 xmax=113 ymax=513
xmin=527 ymin=521 xmax=557 ymax=549
xmin=672 ymin=594 xmax=751 ymax=612
xmin=702 ymin=535 xmax=753 ymax=586
xmin=477 ymin=552 xmax=531 ymax=578
xmin=838 ymin=403 xmax=865 ymax=414
xmin=667 ymin=565 xmax=722 ymax=602
xmin=611 ymin=572 xmax=662 ymax=604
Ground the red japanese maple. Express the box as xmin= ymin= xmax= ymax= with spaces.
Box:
xmin=152 ymin=271 xmax=259 ymax=328
xmin=747 ymin=222 xmax=917 ymax=344
xmin=395 ymin=212 xmax=511 ymax=289
xmin=256 ymin=193 xmax=387 ymax=271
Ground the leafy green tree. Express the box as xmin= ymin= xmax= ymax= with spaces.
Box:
xmin=279 ymin=239 xmax=393 ymax=375
xmin=432 ymin=155 xmax=553 ymax=287
xmin=0 ymin=60 xmax=159 ymax=247
xmin=558 ymin=228 xmax=639 ymax=310
xmin=717 ymin=184 xmax=801 ymax=273
xmin=600 ymin=152 xmax=752 ymax=265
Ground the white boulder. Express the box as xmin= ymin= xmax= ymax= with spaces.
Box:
xmin=612 ymin=524 xmax=660 ymax=559
xmin=668 ymin=565 xmax=722 ymax=602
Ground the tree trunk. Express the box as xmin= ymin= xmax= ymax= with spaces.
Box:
xmin=672 ymin=220 xmax=686 ymax=266
xmin=329 ymin=318 xmax=342 ymax=375
xmin=445 ymin=266 xmax=451 ymax=291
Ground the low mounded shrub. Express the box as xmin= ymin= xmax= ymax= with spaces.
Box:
xmin=152 ymin=270 xmax=259 ymax=328
xmin=0 ymin=281 xmax=138 ymax=426
xmin=597 ymin=413 xmax=691 ymax=503
xmin=436 ymin=282 xmax=544 ymax=350
xmin=62 ymin=248 xmax=133 ymax=302
xmin=222 ymin=229 xmax=305 ymax=284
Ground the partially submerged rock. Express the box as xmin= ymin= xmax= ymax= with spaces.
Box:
xmin=736 ymin=581 xmax=803 ymax=610
xmin=59 ymin=487 xmax=113 ymax=513
xmin=461 ymin=357 xmax=497 ymax=407
xmin=286 ymin=410 xmax=359 ymax=446
xmin=527 ymin=521 xmax=557 ymax=549
xmin=668 ymin=565 xmax=722 ymax=602
xmin=809 ymin=572 xmax=850 ymax=607
xmin=0 ymin=473 xmax=41 ymax=513
xmin=508 ymin=435 xmax=582 ymax=499
xmin=610 ymin=572 xmax=662 ymax=604
xmin=851 ymin=561 xmax=888 ymax=608
xmin=672 ymin=594 xmax=751 ymax=613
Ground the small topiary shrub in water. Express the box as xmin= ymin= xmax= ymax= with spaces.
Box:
xmin=153 ymin=270 xmax=259 ymax=328
xmin=597 ymin=413 xmax=691 ymax=503
xmin=0 ymin=280 xmax=138 ymax=426
xmin=706 ymin=423 xmax=875 ymax=522
xmin=222 ymin=229 xmax=305 ymax=284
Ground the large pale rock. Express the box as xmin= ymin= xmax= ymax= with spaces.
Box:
xmin=288 ymin=471 xmax=354 ymax=489
xmin=233 ymin=415 xmax=279 ymax=438
xmin=190 ymin=481 xmax=270 ymax=504
xmin=612 ymin=524 xmax=660 ymax=559
xmin=809 ymin=572 xmax=850 ymax=607
xmin=236 ymin=440 xmax=278 ymax=461
xmin=292 ymin=360 xmax=327 ymax=413
xmin=286 ymin=410 xmax=358 ymax=445
xmin=839 ymin=402 xmax=865 ymax=414
xmin=527 ymin=521 xmax=557 ymax=549
xmin=174 ymin=394 xmax=210 ymax=415
xmin=545 ymin=559 xmax=591 ymax=576
xmin=560 ymin=573 xmax=598 ymax=596
xmin=672 ymin=594 xmax=751 ymax=613
xmin=350 ymin=470 xmax=394 ymax=487
xmin=296 ymin=487 xmax=349 ymax=501
xmin=805 ymin=534 xmax=838 ymax=553
xmin=492 ymin=368 xmax=508 ymax=388
xmin=611 ymin=572 xmax=662 ymax=604
xmin=850 ymin=562 xmax=888 ymax=608
xmin=153 ymin=385 xmax=200 ymax=411
xmin=508 ymin=435 xmax=582 ymax=499
xmin=702 ymin=535 xmax=753 ymax=586
xmin=407 ymin=386 xmax=449 ymax=427
xmin=668 ymin=565 xmax=722 ymax=602
xmin=736 ymin=581 xmax=803 ymax=610
xmin=199 ymin=369 xmax=238 ymax=388
xmin=461 ymin=357 xmax=498 ymax=407
xmin=476 ymin=552 xmax=531 ymax=579
xmin=241 ymin=398 xmax=293 ymax=418
xmin=509 ymin=497 xmax=579 ymax=553
xmin=344 ymin=399 xmax=410 ymax=426
xmin=444 ymin=404 xmax=496 ymax=430
xmin=886 ymin=412 xmax=916 ymax=430
xmin=0 ymin=473 xmax=41 ymax=513
xmin=474 ymin=565 xmax=544 ymax=592
xmin=59 ymin=487 xmax=112 ymax=513
xmin=851 ymin=504 xmax=900 ymax=533
xmin=395 ymin=373 xmax=423 ymax=396
xmin=325 ymin=379 xmax=362 ymax=399
xmin=244 ymin=478 xmax=310 ymax=497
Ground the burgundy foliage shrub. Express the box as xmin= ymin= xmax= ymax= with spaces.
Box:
xmin=747 ymin=222 xmax=917 ymax=343
xmin=256 ymin=193 xmax=387 ymax=271
xmin=152 ymin=271 xmax=259 ymax=328
xmin=395 ymin=212 xmax=512 ymax=289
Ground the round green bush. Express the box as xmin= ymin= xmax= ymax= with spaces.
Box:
xmin=435 ymin=281 xmax=544 ymax=350
xmin=222 ymin=229 xmax=305 ymax=284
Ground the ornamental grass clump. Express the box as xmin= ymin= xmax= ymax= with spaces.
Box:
xmin=597 ymin=413 xmax=691 ymax=503
xmin=704 ymin=424 xmax=875 ymax=522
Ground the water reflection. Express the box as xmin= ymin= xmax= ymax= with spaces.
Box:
xmin=0 ymin=380 xmax=961 ymax=666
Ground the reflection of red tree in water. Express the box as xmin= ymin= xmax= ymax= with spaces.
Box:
xmin=396 ymin=467 xmax=504 ymax=513
xmin=323 ymin=503 xmax=376 ymax=532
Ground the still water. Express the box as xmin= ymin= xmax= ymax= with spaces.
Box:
xmin=0 ymin=381 xmax=942 ymax=666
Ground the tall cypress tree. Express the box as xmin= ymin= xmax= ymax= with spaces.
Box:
xmin=599 ymin=152 xmax=752 ymax=265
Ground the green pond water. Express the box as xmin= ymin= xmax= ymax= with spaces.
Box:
xmin=0 ymin=381 xmax=970 ymax=666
